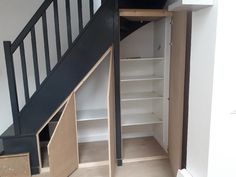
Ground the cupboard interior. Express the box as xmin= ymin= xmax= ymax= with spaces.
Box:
xmin=120 ymin=18 xmax=171 ymax=160
xmin=37 ymin=49 xmax=114 ymax=177
xmin=76 ymin=56 xmax=110 ymax=169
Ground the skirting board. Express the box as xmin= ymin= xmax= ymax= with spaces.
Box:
xmin=177 ymin=169 xmax=193 ymax=177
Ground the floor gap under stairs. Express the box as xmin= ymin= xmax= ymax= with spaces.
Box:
xmin=37 ymin=137 xmax=172 ymax=177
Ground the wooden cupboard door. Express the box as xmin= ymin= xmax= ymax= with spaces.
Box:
xmin=47 ymin=93 xmax=79 ymax=177
xmin=107 ymin=49 xmax=116 ymax=177
xmin=168 ymin=11 xmax=187 ymax=176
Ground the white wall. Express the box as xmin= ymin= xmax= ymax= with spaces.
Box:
xmin=207 ymin=0 xmax=236 ymax=176
xmin=120 ymin=23 xmax=154 ymax=58
xmin=0 ymin=0 xmax=101 ymax=135
xmin=186 ymin=2 xmax=218 ymax=177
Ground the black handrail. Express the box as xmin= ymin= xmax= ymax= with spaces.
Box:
xmin=11 ymin=0 xmax=54 ymax=53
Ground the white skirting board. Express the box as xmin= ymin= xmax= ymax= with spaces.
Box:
xmin=177 ymin=169 xmax=193 ymax=177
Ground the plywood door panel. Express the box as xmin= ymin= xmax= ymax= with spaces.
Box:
xmin=48 ymin=93 xmax=79 ymax=177
xmin=107 ymin=49 xmax=116 ymax=177
xmin=0 ymin=153 xmax=30 ymax=177
xmin=168 ymin=11 xmax=187 ymax=176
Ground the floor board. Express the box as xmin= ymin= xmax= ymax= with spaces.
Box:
xmin=79 ymin=141 xmax=109 ymax=163
xmin=123 ymin=137 xmax=167 ymax=159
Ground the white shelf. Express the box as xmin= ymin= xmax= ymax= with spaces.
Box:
xmin=77 ymin=109 xmax=107 ymax=122
xmin=120 ymin=57 xmax=164 ymax=62
xmin=121 ymin=75 xmax=164 ymax=82
xmin=122 ymin=113 xmax=163 ymax=127
xmin=121 ymin=92 xmax=163 ymax=101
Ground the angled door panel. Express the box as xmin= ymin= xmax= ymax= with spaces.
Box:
xmin=48 ymin=93 xmax=78 ymax=177
xmin=168 ymin=11 xmax=187 ymax=176
xmin=107 ymin=49 xmax=116 ymax=177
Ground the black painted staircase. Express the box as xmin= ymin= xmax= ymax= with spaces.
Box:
xmin=1 ymin=0 xmax=167 ymax=174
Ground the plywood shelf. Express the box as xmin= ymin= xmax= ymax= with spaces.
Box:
xmin=121 ymin=75 xmax=164 ymax=82
xmin=122 ymin=113 xmax=162 ymax=127
xmin=77 ymin=109 xmax=107 ymax=122
xmin=121 ymin=92 xmax=163 ymax=101
xmin=120 ymin=57 xmax=164 ymax=62
xmin=120 ymin=9 xmax=172 ymax=21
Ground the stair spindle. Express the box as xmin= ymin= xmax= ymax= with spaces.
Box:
xmin=53 ymin=0 xmax=62 ymax=61
xmin=89 ymin=0 xmax=94 ymax=19
xmin=20 ymin=42 xmax=30 ymax=103
xmin=42 ymin=13 xmax=51 ymax=75
xmin=31 ymin=27 xmax=40 ymax=89
xmin=77 ymin=0 xmax=83 ymax=32
xmin=66 ymin=0 xmax=73 ymax=47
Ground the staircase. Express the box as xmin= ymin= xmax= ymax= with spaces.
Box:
xmin=0 ymin=0 xmax=167 ymax=175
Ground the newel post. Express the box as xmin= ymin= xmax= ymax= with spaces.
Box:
xmin=4 ymin=41 xmax=21 ymax=135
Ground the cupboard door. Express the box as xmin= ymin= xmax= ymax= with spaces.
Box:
xmin=47 ymin=93 xmax=79 ymax=177
xmin=168 ymin=11 xmax=187 ymax=175
xmin=107 ymin=49 xmax=116 ymax=177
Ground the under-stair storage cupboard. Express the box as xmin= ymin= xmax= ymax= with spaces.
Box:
xmin=120 ymin=18 xmax=171 ymax=162
xmin=36 ymin=49 xmax=116 ymax=177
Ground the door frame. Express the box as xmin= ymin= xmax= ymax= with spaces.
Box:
xmin=181 ymin=11 xmax=192 ymax=168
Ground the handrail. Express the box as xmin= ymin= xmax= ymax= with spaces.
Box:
xmin=11 ymin=0 xmax=54 ymax=53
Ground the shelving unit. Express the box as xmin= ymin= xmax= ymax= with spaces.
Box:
xmin=76 ymin=56 xmax=110 ymax=143
xmin=120 ymin=18 xmax=171 ymax=154
xmin=72 ymin=50 xmax=116 ymax=177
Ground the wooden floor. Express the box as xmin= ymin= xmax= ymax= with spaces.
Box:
xmin=79 ymin=141 xmax=109 ymax=163
xmin=33 ymin=159 xmax=173 ymax=177
xmin=35 ymin=137 xmax=172 ymax=177
xmin=123 ymin=137 xmax=167 ymax=160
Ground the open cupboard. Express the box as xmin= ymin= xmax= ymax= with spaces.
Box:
xmin=120 ymin=17 xmax=171 ymax=161
xmin=31 ymin=11 xmax=188 ymax=177
xmin=36 ymin=48 xmax=116 ymax=177
xmin=118 ymin=10 xmax=188 ymax=176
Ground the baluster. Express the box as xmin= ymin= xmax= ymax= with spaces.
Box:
xmin=20 ymin=42 xmax=30 ymax=102
xmin=42 ymin=13 xmax=51 ymax=75
xmin=77 ymin=0 xmax=83 ymax=32
xmin=53 ymin=0 xmax=62 ymax=61
xmin=66 ymin=0 xmax=72 ymax=47
xmin=4 ymin=41 xmax=21 ymax=135
xmin=31 ymin=26 xmax=40 ymax=89
xmin=89 ymin=0 xmax=94 ymax=19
